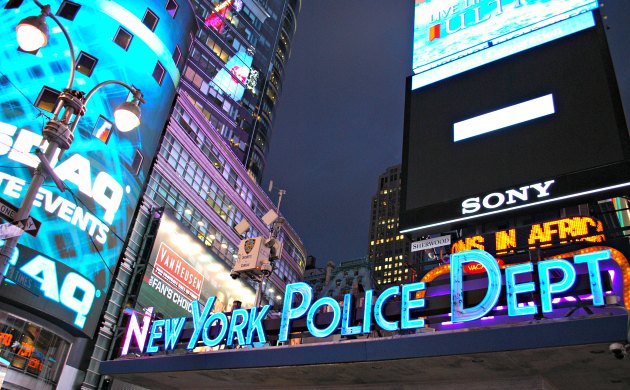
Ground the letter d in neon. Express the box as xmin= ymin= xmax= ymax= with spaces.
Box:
xmin=451 ymin=250 xmax=501 ymax=322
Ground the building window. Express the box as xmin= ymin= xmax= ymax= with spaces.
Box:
xmin=172 ymin=45 xmax=182 ymax=67
xmin=92 ymin=115 xmax=113 ymax=144
xmin=153 ymin=61 xmax=165 ymax=85
xmin=166 ymin=0 xmax=178 ymax=18
xmin=142 ymin=8 xmax=159 ymax=31
xmin=55 ymin=0 xmax=81 ymax=21
xmin=75 ymin=51 xmax=98 ymax=77
xmin=113 ymin=27 xmax=133 ymax=51
xmin=34 ymin=86 xmax=60 ymax=113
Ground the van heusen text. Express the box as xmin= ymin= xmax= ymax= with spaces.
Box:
xmin=121 ymin=249 xmax=611 ymax=354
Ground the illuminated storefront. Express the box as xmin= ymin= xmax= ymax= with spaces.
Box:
xmin=0 ymin=313 xmax=70 ymax=389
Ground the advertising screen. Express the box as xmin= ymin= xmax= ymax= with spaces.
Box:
xmin=0 ymin=2 xmax=194 ymax=336
xmin=412 ymin=0 xmax=599 ymax=89
xmin=401 ymin=15 xmax=630 ymax=234
xmin=135 ymin=212 xmax=256 ymax=320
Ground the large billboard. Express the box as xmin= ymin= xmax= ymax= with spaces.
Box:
xmin=412 ymin=0 xmax=599 ymax=89
xmin=401 ymin=12 xmax=630 ymax=234
xmin=0 ymin=1 xmax=195 ymax=336
xmin=135 ymin=212 xmax=256 ymax=320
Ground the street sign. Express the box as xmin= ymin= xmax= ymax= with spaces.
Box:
xmin=0 ymin=197 xmax=41 ymax=237
xmin=411 ymin=235 xmax=451 ymax=252
xmin=0 ymin=223 xmax=23 ymax=239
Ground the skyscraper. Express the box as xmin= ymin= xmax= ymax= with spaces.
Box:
xmin=368 ymin=165 xmax=421 ymax=287
xmin=82 ymin=1 xmax=306 ymax=387
xmin=182 ymin=0 xmax=300 ymax=182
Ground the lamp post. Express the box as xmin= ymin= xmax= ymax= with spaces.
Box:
xmin=0 ymin=0 xmax=145 ymax=286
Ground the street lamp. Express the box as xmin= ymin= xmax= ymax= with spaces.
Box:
xmin=0 ymin=0 xmax=146 ymax=285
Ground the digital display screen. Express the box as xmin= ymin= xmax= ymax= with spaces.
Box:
xmin=135 ymin=212 xmax=256 ymax=320
xmin=412 ymin=0 xmax=599 ymax=88
xmin=401 ymin=16 xmax=630 ymax=234
xmin=0 ymin=2 xmax=194 ymax=335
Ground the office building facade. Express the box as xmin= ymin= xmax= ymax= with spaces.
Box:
xmin=368 ymin=165 xmax=424 ymax=287
xmin=82 ymin=0 xmax=306 ymax=388
xmin=182 ymin=0 xmax=300 ymax=182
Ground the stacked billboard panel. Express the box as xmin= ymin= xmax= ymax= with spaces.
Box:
xmin=402 ymin=1 xmax=630 ymax=234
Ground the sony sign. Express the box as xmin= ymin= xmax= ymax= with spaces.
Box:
xmin=461 ymin=180 xmax=555 ymax=215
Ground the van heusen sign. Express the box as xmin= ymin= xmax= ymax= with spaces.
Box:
xmin=120 ymin=247 xmax=628 ymax=355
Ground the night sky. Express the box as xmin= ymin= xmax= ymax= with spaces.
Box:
xmin=264 ymin=1 xmax=630 ymax=267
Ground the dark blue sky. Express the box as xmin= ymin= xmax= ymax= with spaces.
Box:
xmin=264 ymin=1 xmax=630 ymax=267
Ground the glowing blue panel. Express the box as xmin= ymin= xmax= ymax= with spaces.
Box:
xmin=362 ymin=289 xmax=374 ymax=334
xmin=453 ymin=94 xmax=555 ymax=142
xmin=451 ymin=250 xmax=501 ymax=322
xmin=246 ymin=305 xmax=271 ymax=345
xmin=202 ymin=312 xmax=228 ymax=347
xmin=187 ymin=298 xmax=215 ymax=349
xmin=226 ymin=308 xmax=249 ymax=346
xmin=278 ymin=282 xmax=312 ymax=342
xmin=412 ymin=0 xmax=598 ymax=88
xmin=505 ymin=263 xmax=537 ymax=317
xmin=401 ymin=282 xmax=426 ymax=330
xmin=574 ymin=250 xmax=611 ymax=306
xmin=163 ymin=316 xmax=186 ymax=351
xmin=538 ymin=259 xmax=577 ymax=313
xmin=306 ymin=297 xmax=341 ymax=338
xmin=341 ymin=293 xmax=361 ymax=336
xmin=146 ymin=319 xmax=165 ymax=353
xmin=374 ymin=286 xmax=400 ymax=331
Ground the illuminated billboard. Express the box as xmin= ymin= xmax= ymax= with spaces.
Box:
xmin=134 ymin=212 xmax=256 ymax=320
xmin=412 ymin=0 xmax=599 ymax=89
xmin=212 ymin=50 xmax=253 ymax=102
xmin=401 ymin=13 xmax=630 ymax=234
xmin=0 ymin=1 xmax=195 ymax=336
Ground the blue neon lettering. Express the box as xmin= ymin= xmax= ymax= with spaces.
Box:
xmin=246 ymin=305 xmax=271 ymax=345
xmin=374 ymin=286 xmax=399 ymax=331
xmin=202 ymin=312 xmax=228 ymax=347
xmin=146 ymin=320 xmax=165 ymax=353
xmin=362 ymin=289 xmax=374 ymax=334
xmin=401 ymin=282 xmax=426 ymax=329
xmin=505 ymin=263 xmax=537 ymax=317
xmin=278 ymin=282 xmax=313 ymax=342
xmin=451 ymin=250 xmax=501 ymax=322
xmin=538 ymin=259 xmax=577 ymax=313
xmin=163 ymin=317 xmax=186 ymax=351
xmin=226 ymin=308 xmax=249 ymax=347
xmin=187 ymin=298 xmax=215 ymax=349
xmin=306 ymin=297 xmax=341 ymax=338
xmin=574 ymin=250 xmax=610 ymax=306
xmin=341 ymin=293 xmax=361 ymax=336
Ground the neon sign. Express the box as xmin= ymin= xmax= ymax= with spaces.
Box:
xmin=451 ymin=216 xmax=605 ymax=254
xmin=121 ymin=248 xmax=620 ymax=354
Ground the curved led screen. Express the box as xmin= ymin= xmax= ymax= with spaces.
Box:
xmin=412 ymin=0 xmax=599 ymax=88
xmin=0 ymin=1 xmax=195 ymax=336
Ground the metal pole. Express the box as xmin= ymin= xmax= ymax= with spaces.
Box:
xmin=0 ymin=142 xmax=60 ymax=285
xmin=255 ymin=274 xmax=266 ymax=307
